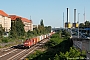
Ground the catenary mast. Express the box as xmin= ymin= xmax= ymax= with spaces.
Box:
xmin=63 ymin=12 xmax=64 ymax=28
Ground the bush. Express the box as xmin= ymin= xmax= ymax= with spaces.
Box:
xmin=0 ymin=46 xmax=2 ymax=48
xmin=27 ymin=50 xmax=43 ymax=60
xmin=2 ymin=37 xmax=9 ymax=43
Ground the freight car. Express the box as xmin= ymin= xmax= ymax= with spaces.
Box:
xmin=23 ymin=32 xmax=55 ymax=49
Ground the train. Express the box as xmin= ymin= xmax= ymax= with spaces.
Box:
xmin=23 ymin=32 xmax=55 ymax=49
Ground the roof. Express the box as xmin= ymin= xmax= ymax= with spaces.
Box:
xmin=9 ymin=15 xmax=20 ymax=20
xmin=0 ymin=10 xmax=8 ymax=17
xmin=9 ymin=15 xmax=32 ymax=23
xmin=21 ymin=17 xmax=32 ymax=23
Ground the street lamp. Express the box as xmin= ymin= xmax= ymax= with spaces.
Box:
xmin=78 ymin=13 xmax=80 ymax=38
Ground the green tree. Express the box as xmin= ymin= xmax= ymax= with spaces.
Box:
xmin=0 ymin=24 xmax=4 ymax=37
xmin=48 ymin=26 xmax=51 ymax=33
xmin=27 ymin=30 xmax=31 ymax=37
xmin=9 ymin=21 xmax=17 ymax=38
xmin=38 ymin=25 xmax=45 ymax=34
xmin=33 ymin=29 xmax=37 ymax=36
xmin=10 ymin=18 xmax=25 ymax=38
xmin=54 ymin=54 xmax=60 ymax=60
xmin=79 ymin=23 xmax=84 ymax=28
xmin=15 ymin=18 xmax=25 ymax=36
xmin=59 ymin=52 xmax=66 ymax=60
xmin=79 ymin=21 xmax=90 ymax=28
xmin=37 ymin=19 xmax=51 ymax=35
xmin=85 ymin=21 xmax=90 ymax=28
xmin=68 ymin=47 xmax=81 ymax=58
xmin=40 ymin=19 xmax=44 ymax=27
xmin=44 ymin=26 xmax=48 ymax=33
xmin=62 ymin=30 xmax=70 ymax=38
xmin=45 ymin=26 xmax=51 ymax=33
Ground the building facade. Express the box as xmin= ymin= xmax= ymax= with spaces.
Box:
xmin=0 ymin=10 xmax=11 ymax=32
xmin=9 ymin=15 xmax=33 ymax=32
xmin=21 ymin=17 xmax=33 ymax=32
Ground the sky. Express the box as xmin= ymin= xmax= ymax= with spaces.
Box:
xmin=0 ymin=0 xmax=90 ymax=28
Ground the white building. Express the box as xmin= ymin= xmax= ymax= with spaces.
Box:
xmin=0 ymin=10 xmax=11 ymax=32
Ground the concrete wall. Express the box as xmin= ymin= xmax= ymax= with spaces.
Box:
xmin=73 ymin=39 xmax=90 ymax=52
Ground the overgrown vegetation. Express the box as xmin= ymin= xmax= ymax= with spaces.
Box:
xmin=27 ymin=50 xmax=43 ymax=60
xmin=26 ymin=30 xmax=86 ymax=60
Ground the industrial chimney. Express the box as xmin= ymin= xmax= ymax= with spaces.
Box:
xmin=67 ymin=8 xmax=69 ymax=23
xmin=74 ymin=9 xmax=76 ymax=23
xmin=65 ymin=8 xmax=71 ymax=28
xmin=73 ymin=9 xmax=78 ymax=28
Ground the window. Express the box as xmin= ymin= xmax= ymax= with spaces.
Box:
xmin=4 ymin=17 xmax=7 ymax=19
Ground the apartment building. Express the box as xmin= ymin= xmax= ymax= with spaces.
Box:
xmin=0 ymin=10 xmax=11 ymax=32
xmin=9 ymin=15 xmax=33 ymax=32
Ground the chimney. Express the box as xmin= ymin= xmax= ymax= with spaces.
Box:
xmin=67 ymin=8 xmax=69 ymax=23
xmin=74 ymin=9 xmax=76 ymax=23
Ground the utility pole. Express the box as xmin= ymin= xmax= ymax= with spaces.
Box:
xmin=30 ymin=16 xmax=31 ymax=20
xmin=63 ymin=12 xmax=64 ymax=28
xmin=83 ymin=7 xmax=85 ymax=24
xmin=78 ymin=13 xmax=80 ymax=38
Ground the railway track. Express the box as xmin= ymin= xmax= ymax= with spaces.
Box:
xmin=0 ymin=48 xmax=15 ymax=56
xmin=0 ymin=44 xmax=19 ymax=56
xmin=0 ymin=38 xmax=49 ymax=60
